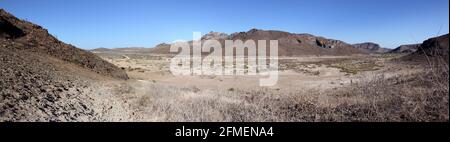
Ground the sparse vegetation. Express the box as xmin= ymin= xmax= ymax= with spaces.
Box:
xmin=90 ymin=51 xmax=448 ymax=122
xmin=97 ymin=64 xmax=447 ymax=122
xmin=328 ymin=60 xmax=383 ymax=75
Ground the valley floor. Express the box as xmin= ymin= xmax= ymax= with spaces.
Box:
xmin=90 ymin=53 xmax=448 ymax=122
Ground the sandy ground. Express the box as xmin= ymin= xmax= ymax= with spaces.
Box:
xmin=98 ymin=54 xmax=387 ymax=92
xmin=86 ymin=52 xmax=446 ymax=122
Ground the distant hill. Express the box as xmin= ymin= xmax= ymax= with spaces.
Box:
xmin=137 ymin=29 xmax=365 ymax=56
xmin=401 ymin=34 xmax=449 ymax=63
xmin=147 ymin=43 xmax=171 ymax=54
xmin=389 ymin=44 xmax=421 ymax=53
xmin=91 ymin=47 xmax=152 ymax=54
xmin=90 ymin=47 xmax=113 ymax=52
xmin=352 ymin=42 xmax=391 ymax=54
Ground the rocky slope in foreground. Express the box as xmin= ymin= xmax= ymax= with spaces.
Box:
xmin=1 ymin=9 xmax=128 ymax=121
xmin=0 ymin=9 xmax=128 ymax=79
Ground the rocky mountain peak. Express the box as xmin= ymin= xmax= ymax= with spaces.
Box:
xmin=201 ymin=31 xmax=229 ymax=40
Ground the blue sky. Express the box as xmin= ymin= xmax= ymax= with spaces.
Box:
xmin=1 ymin=0 xmax=448 ymax=49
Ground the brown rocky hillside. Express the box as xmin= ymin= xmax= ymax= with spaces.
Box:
xmin=1 ymin=9 xmax=128 ymax=121
xmin=0 ymin=9 xmax=128 ymax=80
xmin=111 ymin=29 xmax=365 ymax=56
xmin=402 ymin=34 xmax=449 ymax=63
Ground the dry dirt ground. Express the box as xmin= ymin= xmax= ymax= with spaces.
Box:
xmin=90 ymin=52 xmax=448 ymax=122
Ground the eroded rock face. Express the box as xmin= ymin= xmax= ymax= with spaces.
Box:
xmin=353 ymin=42 xmax=391 ymax=54
xmin=227 ymin=29 xmax=364 ymax=56
xmin=201 ymin=31 xmax=229 ymax=40
xmin=315 ymin=38 xmax=346 ymax=48
xmin=0 ymin=16 xmax=25 ymax=39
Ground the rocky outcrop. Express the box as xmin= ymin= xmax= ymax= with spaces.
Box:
xmin=402 ymin=34 xmax=449 ymax=63
xmin=414 ymin=34 xmax=449 ymax=57
xmin=148 ymin=43 xmax=172 ymax=54
xmin=201 ymin=31 xmax=229 ymax=40
xmin=229 ymin=29 xmax=364 ymax=56
xmin=0 ymin=16 xmax=25 ymax=39
xmin=352 ymin=42 xmax=391 ymax=54
xmin=146 ymin=29 xmax=364 ymax=56
xmin=389 ymin=44 xmax=421 ymax=53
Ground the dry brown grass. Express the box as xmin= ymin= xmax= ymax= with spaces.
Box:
xmin=93 ymin=51 xmax=448 ymax=122
xmin=100 ymin=62 xmax=447 ymax=122
xmin=332 ymin=69 xmax=448 ymax=121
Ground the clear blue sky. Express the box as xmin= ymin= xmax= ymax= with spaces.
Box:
xmin=1 ymin=0 xmax=448 ymax=49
